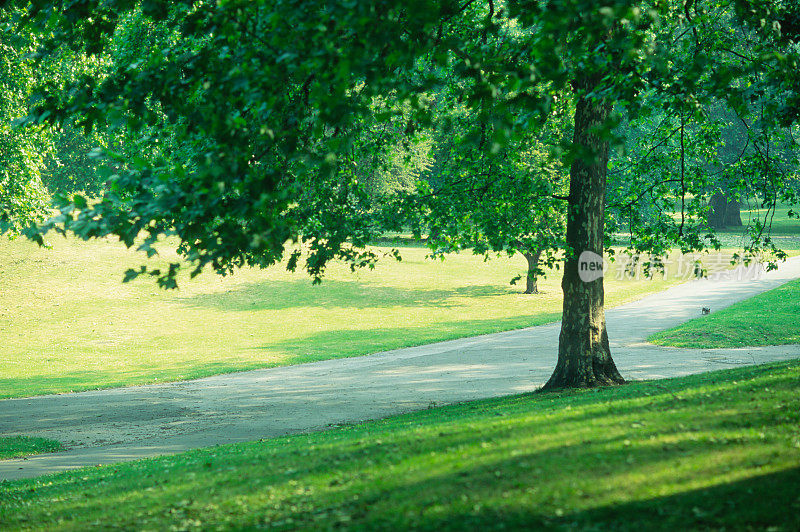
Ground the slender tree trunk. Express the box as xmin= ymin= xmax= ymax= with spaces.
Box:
xmin=523 ymin=249 xmax=542 ymax=294
xmin=541 ymin=81 xmax=624 ymax=391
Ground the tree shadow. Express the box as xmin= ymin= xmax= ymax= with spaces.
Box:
xmin=562 ymin=466 xmax=800 ymax=530
xmin=359 ymin=465 xmax=800 ymax=531
xmin=250 ymin=315 xmax=554 ymax=359
xmin=31 ymin=406 xmax=794 ymax=530
xmin=0 ymin=360 xmax=288 ymax=400
xmin=178 ymin=278 xmax=514 ymax=312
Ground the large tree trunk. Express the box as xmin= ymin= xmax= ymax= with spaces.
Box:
xmin=708 ymin=191 xmax=742 ymax=229
xmin=523 ymin=249 xmax=541 ymax=294
xmin=541 ymin=83 xmax=624 ymax=391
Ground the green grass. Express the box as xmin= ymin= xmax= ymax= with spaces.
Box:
xmin=0 ymin=437 xmax=62 ymax=460
xmin=650 ymin=201 xmax=800 ymax=251
xmin=713 ymin=203 xmax=800 ymax=250
xmin=720 ymin=205 xmax=800 ymax=235
xmin=651 ymin=278 xmax=800 ymax=348
xmin=2 ymin=360 xmax=799 ymax=530
xmin=0 ymin=236 xmax=697 ymax=399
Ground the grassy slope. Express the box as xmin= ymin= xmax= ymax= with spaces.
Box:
xmin=0 ymin=437 xmax=62 ymax=460
xmin=0 ymin=236 xmax=694 ymax=399
xmin=2 ymin=360 xmax=799 ymax=530
xmin=651 ymin=278 xmax=800 ymax=348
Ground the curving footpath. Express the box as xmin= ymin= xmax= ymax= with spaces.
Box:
xmin=2 ymin=257 xmax=800 ymax=481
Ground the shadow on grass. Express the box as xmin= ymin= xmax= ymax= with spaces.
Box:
xmin=564 ymin=466 xmax=800 ymax=531
xmin=0 ymin=312 xmax=561 ymax=399
xmin=250 ymin=314 xmax=558 ymax=357
xmin=353 ymin=466 xmax=800 ymax=531
xmin=0 ymin=361 xmax=282 ymax=399
xmin=178 ymin=278 xmax=515 ymax=312
xmin=0 ymin=313 xmax=557 ymax=398
xmin=0 ymin=436 xmax=63 ymax=460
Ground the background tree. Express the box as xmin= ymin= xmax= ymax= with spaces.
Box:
xmin=0 ymin=9 xmax=51 ymax=232
xmin=606 ymin=2 xmax=800 ymax=263
xmin=398 ymin=87 xmax=572 ymax=295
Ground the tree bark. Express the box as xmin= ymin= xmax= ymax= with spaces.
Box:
xmin=523 ymin=249 xmax=541 ymax=294
xmin=541 ymin=82 xmax=624 ymax=391
xmin=708 ymin=191 xmax=742 ymax=229
xmin=725 ymin=200 xmax=743 ymax=226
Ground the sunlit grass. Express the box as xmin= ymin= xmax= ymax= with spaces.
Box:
xmin=0 ymin=436 xmax=62 ymax=460
xmin=2 ymin=360 xmax=798 ymax=530
xmin=726 ymin=204 xmax=800 ymax=235
xmin=622 ymin=202 xmax=800 ymax=251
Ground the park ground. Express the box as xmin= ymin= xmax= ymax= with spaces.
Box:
xmin=0 ymin=235 xmax=744 ymax=399
xmin=1 ymin=360 xmax=798 ymax=530
xmin=2 ymin=230 xmax=797 ymax=399
xmin=1 ymin=218 xmax=799 ymax=529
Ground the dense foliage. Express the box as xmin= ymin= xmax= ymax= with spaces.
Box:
xmin=0 ymin=10 xmax=50 ymax=232
xmin=1 ymin=1 xmax=794 ymax=286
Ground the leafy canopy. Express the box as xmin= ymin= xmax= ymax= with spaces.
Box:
xmin=10 ymin=0 xmax=800 ymax=285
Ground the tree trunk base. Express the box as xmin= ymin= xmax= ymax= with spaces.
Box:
xmin=539 ymin=357 xmax=625 ymax=391
xmin=540 ymin=326 xmax=625 ymax=391
xmin=544 ymin=72 xmax=625 ymax=392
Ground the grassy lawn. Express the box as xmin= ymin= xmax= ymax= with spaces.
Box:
xmin=712 ymin=203 xmax=800 ymax=249
xmin=712 ymin=231 xmax=800 ymax=252
xmin=651 ymin=278 xmax=800 ymax=348
xmin=653 ymin=201 xmax=800 ymax=251
xmin=0 ymin=437 xmax=62 ymax=460
xmin=2 ymin=360 xmax=798 ymax=530
xmin=726 ymin=205 xmax=800 ymax=235
xmin=0 ymin=236 xmax=702 ymax=399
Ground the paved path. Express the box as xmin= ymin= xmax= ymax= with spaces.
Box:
xmin=2 ymin=257 xmax=800 ymax=481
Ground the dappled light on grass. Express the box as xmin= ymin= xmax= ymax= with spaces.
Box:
xmin=1 ymin=361 xmax=798 ymax=529
xmin=179 ymin=279 xmax=512 ymax=312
